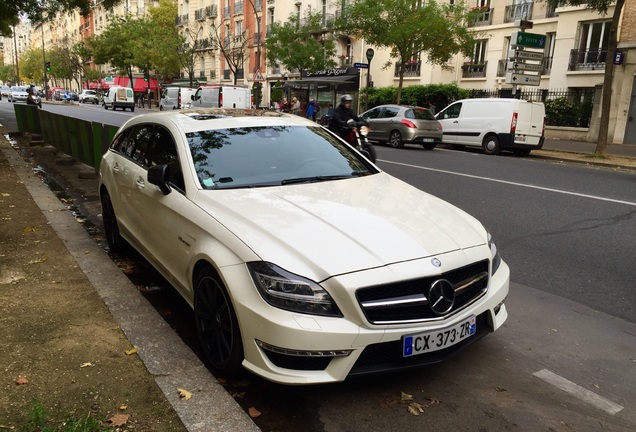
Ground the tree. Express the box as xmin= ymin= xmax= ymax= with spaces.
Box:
xmin=0 ymin=0 xmax=121 ymax=36
xmin=90 ymin=17 xmax=150 ymax=90
xmin=18 ymin=48 xmax=44 ymax=85
xmin=265 ymin=9 xmax=338 ymax=80
xmin=341 ymin=0 xmax=476 ymax=104
xmin=147 ymin=0 xmax=182 ymax=80
xmin=546 ymin=0 xmax=624 ymax=155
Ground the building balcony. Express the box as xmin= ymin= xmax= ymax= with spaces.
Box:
xmin=194 ymin=38 xmax=217 ymax=51
xmin=175 ymin=14 xmax=189 ymax=26
xmin=504 ymin=2 xmax=533 ymax=23
xmin=461 ymin=62 xmax=487 ymax=78
xmin=206 ymin=5 xmax=218 ymax=18
xmin=195 ymin=8 xmax=206 ymax=21
xmin=394 ymin=60 xmax=422 ymax=77
xmin=469 ymin=8 xmax=493 ymax=27
xmin=569 ymin=48 xmax=607 ymax=71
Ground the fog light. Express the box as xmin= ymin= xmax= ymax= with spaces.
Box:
xmin=256 ymin=340 xmax=352 ymax=357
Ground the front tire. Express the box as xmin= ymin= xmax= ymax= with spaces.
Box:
xmin=482 ymin=135 xmax=500 ymax=155
xmin=362 ymin=143 xmax=377 ymax=163
xmin=389 ymin=130 xmax=404 ymax=148
xmin=101 ymin=192 xmax=125 ymax=253
xmin=195 ymin=267 xmax=244 ymax=377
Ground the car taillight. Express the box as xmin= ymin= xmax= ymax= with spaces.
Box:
xmin=219 ymin=92 xmax=223 ymax=108
xmin=510 ymin=112 xmax=518 ymax=133
xmin=401 ymin=119 xmax=417 ymax=128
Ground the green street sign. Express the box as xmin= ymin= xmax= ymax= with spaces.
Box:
xmin=511 ymin=31 xmax=546 ymax=49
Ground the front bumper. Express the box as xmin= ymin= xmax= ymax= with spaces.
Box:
xmin=223 ymin=249 xmax=510 ymax=385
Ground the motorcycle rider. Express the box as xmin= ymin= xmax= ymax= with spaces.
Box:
xmin=328 ymin=94 xmax=366 ymax=140
xmin=26 ymin=83 xmax=42 ymax=108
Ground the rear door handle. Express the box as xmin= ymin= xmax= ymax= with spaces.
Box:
xmin=135 ymin=177 xmax=145 ymax=189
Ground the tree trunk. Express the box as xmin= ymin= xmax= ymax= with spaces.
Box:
xmin=396 ymin=62 xmax=404 ymax=104
xmin=595 ymin=0 xmax=624 ymax=155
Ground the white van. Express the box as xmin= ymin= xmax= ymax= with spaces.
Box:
xmin=103 ymin=86 xmax=135 ymax=112
xmin=179 ymin=88 xmax=196 ymax=108
xmin=190 ymin=85 xmax=251 ymax=109
xmin=435 ymin=98 xmax=545 ymax=155
xmin=159 ymin=87 xmax=179 ymax=110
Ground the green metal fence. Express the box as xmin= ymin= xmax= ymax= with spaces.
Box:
xmin=13 ymin=104 xmax=120 ymax=171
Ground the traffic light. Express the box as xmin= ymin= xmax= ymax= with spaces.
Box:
xmin=144 ymin=71 xmax=149 ymax=81
xmin=45 ymin=61 xmax=51 ymax=72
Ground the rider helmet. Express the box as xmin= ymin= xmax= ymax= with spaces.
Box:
xmin=340 ymin=94 xmax=353 ymax=103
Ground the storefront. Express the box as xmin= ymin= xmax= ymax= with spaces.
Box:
xmin=276 ymin=67 xmax=360 ymax=117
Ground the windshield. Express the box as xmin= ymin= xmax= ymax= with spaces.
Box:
xmin=187 ymin=125 xmax=377 ymax=189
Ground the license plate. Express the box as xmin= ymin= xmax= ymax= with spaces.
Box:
xmin=515 ymin=135 xmax=527 ymax=143
xmin=402 ymin=316 xmax=476 ymax=357
xmin=422 ymin=138 xmax=434 ymax=142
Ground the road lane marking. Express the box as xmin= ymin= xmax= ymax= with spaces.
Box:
xmin=533 ymin=369 xmax=623 ymax=415
xmin=380 ymin=160 xmax=636 ymax=207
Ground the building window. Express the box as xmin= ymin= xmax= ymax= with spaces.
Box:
xmin=569 ymin=20 xmax=610 ymax=71
xmin=463 ymin=40 xmax=487 ymax=78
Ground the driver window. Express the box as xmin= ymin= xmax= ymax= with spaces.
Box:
xmin=147 ymin=127 xmax=186 ymax=193
xmin=443 ymin=103 xmax=462 ymax=119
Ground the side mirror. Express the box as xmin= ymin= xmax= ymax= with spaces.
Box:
xmin=147 ymin=164 xmax=171 ymax=195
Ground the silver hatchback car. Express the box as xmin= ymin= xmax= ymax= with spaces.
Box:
xmin=361 ymin=104 xmax=443 ymax=150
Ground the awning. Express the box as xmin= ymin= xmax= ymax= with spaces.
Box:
xmin=284 ymin=74 xmax=360 ymax=85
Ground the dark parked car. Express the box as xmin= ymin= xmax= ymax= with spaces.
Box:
xmin=64 ymin=91 xmax=79 ymax=102
xmin=360 ymin=104 xmax=443 ymax=150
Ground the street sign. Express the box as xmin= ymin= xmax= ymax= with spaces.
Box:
xmin=353 ymin=62 xmax=369 ymax=69
xmin=505 ymin=72 xmax=541 ymax=86
xmin=511 ymin=31 xmax=546 ymax=49
xmin=508 ymin=49 xmax=544 ymax=61
xmin=253 ymin=69 xmax=265 ymax=82
xmin=507 ymin=61 xmax=542 ymax=72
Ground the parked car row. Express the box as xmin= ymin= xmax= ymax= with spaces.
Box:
xmin=360 ymin=98 xmax=546 ymax=156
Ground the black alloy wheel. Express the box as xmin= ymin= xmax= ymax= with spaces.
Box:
xmin=101 ymin=192 xmax=125 ymax=253
xmin=389 ymin=130 xmax=404 ymax=148
xmin=194 ymin=267 xmax=244 ymax=377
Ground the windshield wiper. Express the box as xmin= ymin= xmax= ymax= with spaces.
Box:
xmin=281 ymin=174 xmax=354 ymax=185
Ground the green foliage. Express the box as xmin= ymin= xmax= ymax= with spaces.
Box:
xmin=340 ymin=0 xmax=475 ymax=103
xmin=544 ymin=97 xmax=593 ymax=128
xmin=270 ymin=81 xmax=284 ymax=103
xmin=18 ymin=48 xmax=44 ymax=84
xmin=265 ymin=10 xmax=337 ymax=76
xmin=0 ymin=64 xmax=14 ymax=83
xmin=147 ymin=0 xmax=182 ymax=79
xmin=363 ymin=83 xmax=470 ymax=111
xmin=26 ymin=400 xmax=104 ymax=432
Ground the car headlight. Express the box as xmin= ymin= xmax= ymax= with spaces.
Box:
xmin=248 ymin=262 xmax=343 ymax=317
xmin=487 ymin=231 xmax=502 ymax=275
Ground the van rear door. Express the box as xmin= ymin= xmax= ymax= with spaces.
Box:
xmin=514 ymin=101 xmax=545 ymax=146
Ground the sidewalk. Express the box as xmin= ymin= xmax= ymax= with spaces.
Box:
xmin=0 ymin=132 xmax=259 ymax=431
xmin=543 ymin=138 xmax=636 ymax=159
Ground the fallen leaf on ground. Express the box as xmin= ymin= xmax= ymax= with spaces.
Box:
xmin=231 ymin=391 xmax=246 ymax=399
xmin=400 ymin=391 xmax=414 ymax=402
xmin=2 ymin=193 xmax=10 ymax=197
xmin=125 ymin=347 xmax=138 ymax=355
xmin=248 ymin=407 xmax=261 ymax=418
xmin=407 ymin=403 xmax=425 ymax=416
xmin=15 ymin=375 xmax=28 ymax=385
xmin=495 ymin=386 xmax=507 ymax=392
xmin=107 ymin=413 xmax=129 ymax=427
xmin=80 ymin=362 xmax=94 ymax=368
xmin=27 ymin=258 xmax=47 ymax=265
xmin=119 ymin=405 xmax=128 ymax=411
xmin=427 ymin=397 xmax=440 ymax=405
xmin=178 ymin=388 xmax=192 ymax=400
xmin=22 ymin=226 xmax=39 ymax=233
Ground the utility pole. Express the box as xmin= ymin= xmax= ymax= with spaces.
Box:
xmin=41 ymin=24 xmax=49 ymax=100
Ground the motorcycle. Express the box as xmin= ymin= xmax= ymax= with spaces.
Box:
xmin=345 ymin=119 xmax=377 ymax=163
xmin=27 ymin=92 xmax=42 ymax=109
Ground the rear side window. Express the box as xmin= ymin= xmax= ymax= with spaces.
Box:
xmin=381 ymin=107 xmax=399 ymax=119
xmin=362 ymin=107 xmax=382 ymax=119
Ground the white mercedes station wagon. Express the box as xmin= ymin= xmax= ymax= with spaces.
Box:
xmin=98 ymin=109 xmax=509 ymax=384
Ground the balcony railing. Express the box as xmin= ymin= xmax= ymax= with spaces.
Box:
xmin=461 ymin=62 xmax=487 ymax=78
xmin=504 ymin=2 xmax=533 ymax=23
xmin=569 ymin=48 xmax=607 ymax=71
xmin=206 ymin=5 xmax=218 ymax=18
xmin=394 ymin=60 xmax=422 ymax=77
xmin=175 ymin=14 xmax=189 ymax=26
xmin=195 ymin=8 xmax=206 ymax=21
xmin=194 ymin=38 xmax=217 ymax=50
xmin=469 ymin=8 xmax=493 ymax=27
xmin=199 ymin=71 xmax=206 ymax=79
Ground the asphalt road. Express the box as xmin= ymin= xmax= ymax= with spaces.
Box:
xmin=2 ymin=101 xmax=635 ymax=431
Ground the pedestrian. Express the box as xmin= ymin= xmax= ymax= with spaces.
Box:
xmin=291 ymin=97 xmax=301 ymax=115
xmin=306 ymin=98 xmax=316 ymax=121
xmin=282 ymin=97 xmax=290 ymax=113
xmin=138 ymin=93 xmax=145 ymax=108
xmin=428 ymin=102 xmax=436 ymax=115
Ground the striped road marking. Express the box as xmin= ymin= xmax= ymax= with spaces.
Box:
xmin=533 ymin=369 xmax=624 ymax=415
